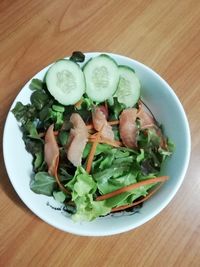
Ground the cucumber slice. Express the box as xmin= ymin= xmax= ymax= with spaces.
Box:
xmin=115 ymin=65 xmax=141 ymax=107
xmin=83 ymin=54 xmax=119 ymax=102
xmin=46 ymin=59 xmax=85 ymax=105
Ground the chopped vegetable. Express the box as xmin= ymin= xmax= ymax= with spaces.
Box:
xmin=46 ymin=59 xmax=85 ymax=105
xmin=83 ymin=54 xmax=119 ymax=102
xmin=86 ymin=128 xmax=102 ymax=173
xmin=115 ymin=65 xmax=140 ymax=107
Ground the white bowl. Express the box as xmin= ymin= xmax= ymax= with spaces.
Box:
xmin=3 ymin=52 xmax=191 ymax=236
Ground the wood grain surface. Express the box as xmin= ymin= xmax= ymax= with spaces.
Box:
xmin=0 ymin=0 xmax=200 ymax=266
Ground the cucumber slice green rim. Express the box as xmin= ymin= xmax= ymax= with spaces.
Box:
xmin=115 ymin=65 xmax=141 ymax=107
xmin=46 ymin=59 xmax=85 ymax=105
xmin=83 ymin=54 xmax=119 ymax=102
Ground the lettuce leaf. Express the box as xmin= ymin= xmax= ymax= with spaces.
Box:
xmin=104 ymin=183 xmax=156 ymax=208
xmin=30 ymin=172 xmax=56 ymax=196
xmin=67 ymin=167 xmax=111 ymax=221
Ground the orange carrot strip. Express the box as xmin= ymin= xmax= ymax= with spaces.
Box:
xmin=74 ymin=98 xmax=83 ymax=109
xmin=89 ymin=137 xmax=122 ymax=147
xmin=96 ymin=176 xmax=169 ymax=201
xmin=86 ymin=130 xmax=102 ymax=173
xmin=86 ymin=120 xmax=119 ymax=130
xmin=54 ymin=156 xmax=70 ymax=195
xmin=111 ymin=183 xmax=163 ymax=212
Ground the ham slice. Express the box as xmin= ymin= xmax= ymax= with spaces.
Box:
xmin=119 ymin=103 xmax=157 ymax=149
xmin=67 ymin=113 xmax=88 ymax=166
xmin=119 ymin=108 xmax=138 ymax=148
xmin=44 ymin=124 xmax=59 ymax=176
xmin=137 ymin=103 xmax=155 ymax=129
xmin=92 ymin=107 xmax=114 ymax=140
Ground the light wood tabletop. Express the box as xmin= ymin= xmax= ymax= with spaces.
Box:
xmin=0 ymin=0 xmax=200 ymax=266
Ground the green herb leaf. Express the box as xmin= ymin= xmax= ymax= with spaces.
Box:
xmin=23 ymin=120 xmax=41 ymax=139
xmin=108 ymin=97 xmax=126 ymax=119
xmin=29 ymin=79 xmax=44 ymax=90
xmin=53 ymin=191 xmax=66 ymax=203
xmin=69 ymin=51 xmax=85 ymax=63
xmin=58 ymin=131 xmax=69 ymax=146
xmin=12 ymin=102 xmax=36 ymax=124
xmin=52 ymin=104 xmax=65 ymax=113
xmin=30 ymin=90 xmax=50 ymax=110
xmin=34 ymin=151 xmax=44 ymax=170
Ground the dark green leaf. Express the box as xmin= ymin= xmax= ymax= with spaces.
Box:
xmin=75 ymin=96 xmax=94 ymax=111
xmin=52 ymin=104 xmax=65 ymax=113
xmin=69 ymin=51 xmax=85 ymax=63
xmin=33 ymin=151 xmax=44 ymax=170
xmin=23 ymin=120 xmax=41 ymax=139
xmin=58 ymin=131 xmax=69 ymax=146
xmin=58 ymin=167 xmax=73 ymax=182
xmin=29 ymin=79 xmax=44 ymax=90
xmin=30 ymin=90 xmax=50 ymax=110
xmin=108 ymin=97 xmax=126 ymax=119
xmin=30 ymin=172 xmax=56 ymax=196
xmin=23 ymin=136 xmax=43 ymax=155
xmin=12 ymin=102 xmax=36 ymax=124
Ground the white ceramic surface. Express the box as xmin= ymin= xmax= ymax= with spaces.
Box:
xmin=3 ymin=53 xmax=191 ymax=236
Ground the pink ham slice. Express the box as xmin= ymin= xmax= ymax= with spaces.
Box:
xmin=137 ymin=103 xmax=155 ymax=129
xmin=44 ymin=124 xmax=59 ymax=176
xmin=119 ymin=108 xmax=138 ymax=148
xmin=119 ymin=104 xmax=157 ymax=149
xmin=67 ymin=113 xmax=88 ymax=166
xmin=92 ymin=107 xmax=114 ymax=140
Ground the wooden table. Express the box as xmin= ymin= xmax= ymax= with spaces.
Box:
xmin=0 ymin=1 xmax=200 ymax=266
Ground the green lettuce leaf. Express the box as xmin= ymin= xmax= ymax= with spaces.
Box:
xmin=30 ymin=172 xmax=56 ymax=196
xmin=53 ymin=191 xmax=67 ymax=203
xmin=67 ymin=167 xmax=111 ymax=221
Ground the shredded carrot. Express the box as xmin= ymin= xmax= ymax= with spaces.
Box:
xmin=96 ymin=176 xmax=169 ymax=201
xmin=74 ymin=98 xmax=83 ymax=109
xmin=111 ymin=183 xmax=163 ymax=212
xmin=89 ymin=136 xmax=122 ymax=147
xmin=86 ymin=120 xmax=119 ymax=130
xmin=54 ymin=156 xmax=70 ymax=195
xmin=86 ymin=129 xmax=102 ymax=173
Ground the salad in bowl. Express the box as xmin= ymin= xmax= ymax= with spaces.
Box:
xmin=11 ymin=51 xmax=174 ymax=222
